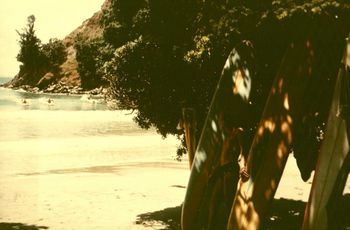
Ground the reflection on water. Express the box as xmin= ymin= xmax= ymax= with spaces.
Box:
xmin=0 ymin=86 xmax=180 ymax=176
xmin=0 ymin=110 xmax=149 ymax=141
xmin=0 ymin=86 xmax=145 ymax=141
xmin=0 ymin=81 xmax=186 ymax=230
xmin=0 ymin=87 xmax=108 ymax=111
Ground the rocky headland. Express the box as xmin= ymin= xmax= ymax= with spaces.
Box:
xmin=1 ymin=0 xmax=111 ymax=96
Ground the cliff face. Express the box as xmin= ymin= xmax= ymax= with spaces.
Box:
xmin=59 ymin=3 xmax=107 ymax=87
xmin=5 ymin=0 xmax=110 ymax=93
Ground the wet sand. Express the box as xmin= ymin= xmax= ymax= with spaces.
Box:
xmin=0 ymin=154 xmax=349 ymax=230
xmin=0 ymin=160 xmax=189 ymax=229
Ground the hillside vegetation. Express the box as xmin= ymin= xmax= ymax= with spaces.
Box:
xmin=5 ymin=0 xmax=350 ymax=176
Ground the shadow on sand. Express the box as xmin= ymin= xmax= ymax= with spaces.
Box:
xmin=136 ymin=196 xmax=350 ymax=230
xmin=136 ymin=205 xmax=181 ymax=230
xmin=0 ymin=223 xmax=48 ymax=230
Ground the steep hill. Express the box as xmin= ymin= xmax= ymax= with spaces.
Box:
xmin=4 ymin=0 xmax=110 ymax=94
xmin=59 ymin=1 xmax=109 ymax=87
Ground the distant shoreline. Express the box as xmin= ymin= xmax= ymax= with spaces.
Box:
xmin=0 ymin=77 xmax=123 ymax=112
xmin=0 ymin=80 xmax=108 ymax=97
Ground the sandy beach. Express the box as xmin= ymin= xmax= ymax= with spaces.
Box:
xmin=0 ymin=102 xmax=190 ymax=229
xmin=0 ymin=90 xmax=349 ymax=230
xmin=0 ymin=159 xmax=189 ymax=230
xmin=0 ymin=151 xmax=349 ymax=230
xmin=1 ymin=0 xmax=350 ymax=229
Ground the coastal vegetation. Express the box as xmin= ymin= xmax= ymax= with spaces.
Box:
xmin=9 ymin=0 xmax=350 ymax=164
xmin=74 ymin=37 xmax=108 ymax=89
xmin=97 ymin=0 xmax=350 ymax=160
xmin=15 ymin=15 xmax=66 ymax=88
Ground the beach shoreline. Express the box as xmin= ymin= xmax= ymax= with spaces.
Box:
xmin=0 ymin=160 xmax=190 ymax=230
xmin=0 ymin=155 xmax=349 ymax=230
xmin=0 ymin=86 xmax=349 ymax=230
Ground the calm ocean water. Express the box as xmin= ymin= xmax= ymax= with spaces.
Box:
xmin=0 ymin=78 xmax=179 ymax=175
xmin=0 ymin=78 xmax=187 ymax=229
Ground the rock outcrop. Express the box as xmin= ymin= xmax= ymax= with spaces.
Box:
xmin=3 ymin=0 xmax=110 ymax=94
xmin=58 ymin=2 xmax=108 ymax=88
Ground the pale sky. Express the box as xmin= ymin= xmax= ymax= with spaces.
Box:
xmin=0 ymin=0 xmax=105 ymax=77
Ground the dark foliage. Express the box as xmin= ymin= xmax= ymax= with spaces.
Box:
xmin=99 ymin=0 xmax=350 ymax=158
xmin=74 ymin=37 xmax=110 ymax=89
xmin=41 ymin=38 xmax=66 ymax=73
xmin=16 ymin=15 xmax=44 ymax=84
xmin=16 ymin=15 xmax=66 ymax=85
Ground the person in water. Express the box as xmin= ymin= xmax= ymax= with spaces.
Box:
xmin=47 ymin=98 xmax=53 ymax=104
xmin=22 ymin=99 xmax=27 ymax=104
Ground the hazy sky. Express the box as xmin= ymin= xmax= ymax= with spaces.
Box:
xmin=0 ymin=0 xmax=105 ymax=77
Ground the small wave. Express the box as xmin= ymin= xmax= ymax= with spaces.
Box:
xmin=15 ymin=88 xmax=27 ymax=93
xmin=38 ymin=97 xmax=55 ymax=106
xmin=80 ymin=94 xmax=102 ymax=104
xmin=80 ymin=94 xmax=91 ymax=101
xmin=18 ymin=99 xmax=31 ymax=106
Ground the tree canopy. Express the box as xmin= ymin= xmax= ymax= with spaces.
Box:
xmin=13 ymin=1 xmax=350 ymax=176
xmin=75 ymin=37 xmax=108 ymax=89
xmin=16 ymin=15 xmax=66 ymax=86
xmin=96 ymin=0 xmax=350 ymax=156
xmin=16 ymin=15 xmax=43 ymax=81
